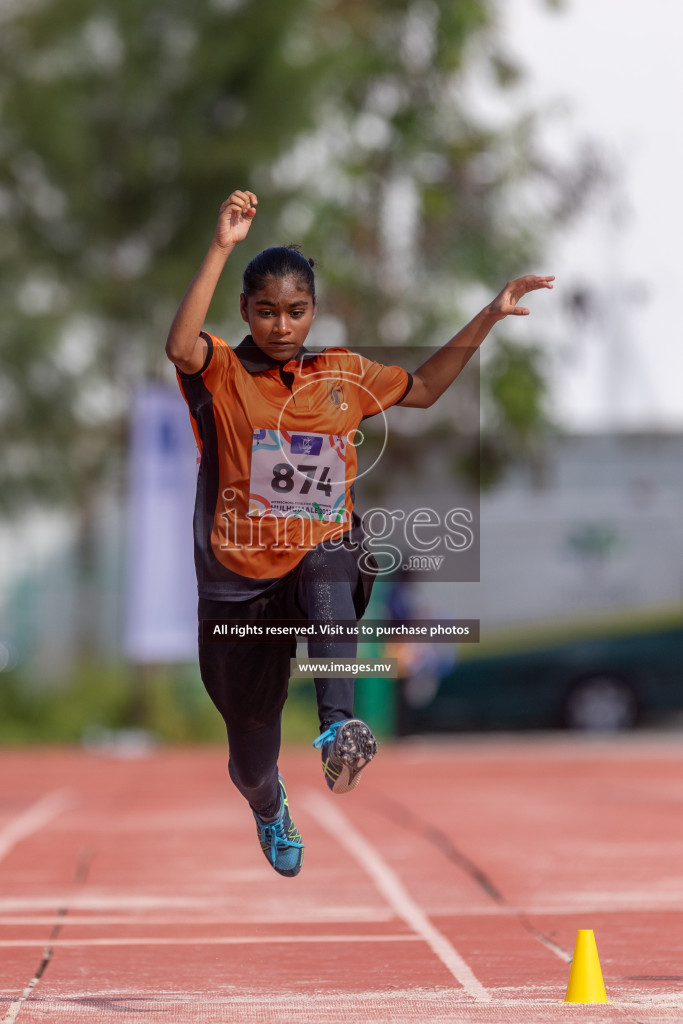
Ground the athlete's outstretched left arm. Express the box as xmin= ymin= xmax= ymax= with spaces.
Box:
xmin=398 ymin=274 xmax=554 ymax=409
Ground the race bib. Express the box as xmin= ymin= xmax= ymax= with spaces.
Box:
xmin=248 ymin=429 xmax=348 ymax=522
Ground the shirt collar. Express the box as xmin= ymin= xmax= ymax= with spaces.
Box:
xmin=234 ymin=334 xmax=319 ymax=374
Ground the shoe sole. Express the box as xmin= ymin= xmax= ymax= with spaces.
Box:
xmin=328 ymin=720 xmax=377 ymax=794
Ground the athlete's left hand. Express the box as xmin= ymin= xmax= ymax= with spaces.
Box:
xmin=488 ymin=275 xmax=555 ymax=319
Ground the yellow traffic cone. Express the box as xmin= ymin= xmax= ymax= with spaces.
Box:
xmin=565 ymin=929 xmax=608 ymax=1003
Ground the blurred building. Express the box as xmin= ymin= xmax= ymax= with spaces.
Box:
xmin=441 ymin=432 xmax=683 ymax=629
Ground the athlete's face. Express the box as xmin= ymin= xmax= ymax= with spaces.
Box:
xmin=240 ymin=275 xmax=316 ymax=362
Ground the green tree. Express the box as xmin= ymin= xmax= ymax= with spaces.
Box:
xmin=0 ymin=0 xmax=331 ymax=511
xmin=0 ymin=0 xmax=597 ymax=515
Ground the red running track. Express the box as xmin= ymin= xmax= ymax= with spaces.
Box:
xmin=2 ymin=735 xmax=683 ymax=1023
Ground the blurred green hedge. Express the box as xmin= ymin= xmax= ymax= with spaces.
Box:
xmin=0 ymin=661 xmax=320 ymax=746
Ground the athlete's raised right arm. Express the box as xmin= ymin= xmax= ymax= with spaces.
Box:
xmin=165 ymin=190 xmax=258 ymax=375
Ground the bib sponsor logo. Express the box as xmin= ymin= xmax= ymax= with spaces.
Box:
xmin=290 ymin=433 xmax=323 ymax=456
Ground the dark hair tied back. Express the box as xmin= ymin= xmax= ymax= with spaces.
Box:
xmin=243 ymin=244 xmax=316 ymax=298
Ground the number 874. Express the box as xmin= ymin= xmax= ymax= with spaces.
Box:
xmin=271 ymin=462 xmax=333 ymax=497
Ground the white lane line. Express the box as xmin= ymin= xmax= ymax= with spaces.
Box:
xmin=518 ymin=918 xmax=571 ymax=963
xmin=0 ymin=911 xmax=395 ymax=925
xmin=0 ymin=791 xmax=74 ymax=1024
xmin=0 ymin=934 xmax=419 ymax=948
xmin=304 ymin=790 xmax=491 ymax=1003
xmin=3 ymin=984 xmax=37 ymax=1024
xmin=0 ymin=790 xmax=73 ymax=866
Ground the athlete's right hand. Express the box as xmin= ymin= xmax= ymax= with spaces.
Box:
xmin=214 ymin=190 xmax=258 ymax=249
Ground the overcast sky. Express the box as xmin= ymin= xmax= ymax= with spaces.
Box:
xmin=501 ymin=0 xmax=681 ymax=431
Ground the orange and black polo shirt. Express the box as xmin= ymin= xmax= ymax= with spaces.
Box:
xmin=177 ymin=332 xmax=412 ymax=599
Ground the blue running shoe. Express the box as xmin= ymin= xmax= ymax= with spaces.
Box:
xmin=252 ymin=775 xmax=304 ymax=877
xmin=312 ymin=718 xmax=377 ymax=794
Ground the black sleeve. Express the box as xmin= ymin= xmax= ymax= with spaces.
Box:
xmin=175 ymin=331 xmax=214 ymax=380
xmin=395 ymin=372 xmax=414 ymax=405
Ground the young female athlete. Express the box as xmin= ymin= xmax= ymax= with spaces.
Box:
xmin=166 ymin=188 xmax=553 ymax=878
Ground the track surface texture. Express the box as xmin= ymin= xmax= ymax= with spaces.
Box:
xmin=2 ymin=735 xmax=683 ymax=1023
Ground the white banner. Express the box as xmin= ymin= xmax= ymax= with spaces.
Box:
xmin=123 ymin=383 xmax=198 ymax=662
